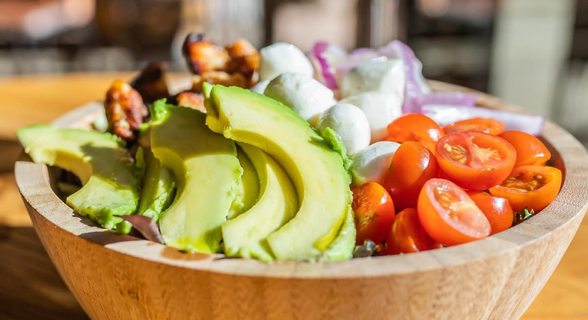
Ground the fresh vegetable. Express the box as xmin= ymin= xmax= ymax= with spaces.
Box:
xmin=316 ymin=103 xmax=371 ymax=156
xmin=383 ymin=141 xmax=438 ymax=210
xmin=489 ymin=166 xmax=562 ymax=212
xmin=421 ymin=104 xmax=545 ymax=136
xmin=418 ymin=179 xmax=491 ymax=246
xmin=351 ymin=182 xmax=396 ymax=245
xmin=387 ymin=114 xmax=444 ymax=153
xmin=435 ymin=131 xmax=516 ymax=191
xmin=386 ymin=208 xmax=439 ymax=254
xmin=468 ymin=192 xmax=513 ymax=235
xmin=513 ymin=208 xmax=535 ymax=225
xmin=499 ymin=131 xmax=551 ymax=166
xmin=443 ymin=117 xmax=505 ymax=135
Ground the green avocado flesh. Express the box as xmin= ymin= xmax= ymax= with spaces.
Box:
xmin=207 ymin=85 xmax=354 ymax=260
xmin=222 ymin=143 xmax=298 ymax=261
xmin=136 ymin=146 xmax=176 ymax=222
xmin=228 ymin=146 xmax=260 ymax=219
xmin=17 ymin=125 xmax=141 ymax=229
xmin=150 ymin=101 xmax=242 ymax=253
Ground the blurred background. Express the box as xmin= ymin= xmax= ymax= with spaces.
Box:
xmin=0 ymin=0 xmax=586 ymax=141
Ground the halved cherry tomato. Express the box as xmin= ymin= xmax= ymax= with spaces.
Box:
xmin=489 ymin=166 xmax=562 ymax=213
xmin=498 ymin=131 xmax=551 ymax=167
xmin=383 ymin=141 xmax=438 ymax=210
xmin=467 ymin=192 xmax=513 ymax=234
xmin=352 ymin=182 xmax=396 ymax=245
xmin=418 ymin=178 xmax=491 ymax=246
xmin=443 ymin=117 xmax=505 ymax=135
xmin=435 ymin=131 xmax=516 ymax=190
xmin=387 ymin=114 xmax=444 ymax=153
xmin=385 ymin=208 xmax=440 ymax=254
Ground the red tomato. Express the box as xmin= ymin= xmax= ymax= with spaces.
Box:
xmin=467 ymin=192 xmax=513 ymax=234
xmin=383 ymin=141 xmax=438 ymax=210
xmin=418 ymin=178 xmax=491 ymax=246
xmin=435 ymin=131 xmax=516 ymax=190
xmin=386 ymin=114 xmax=444 ymax=153
xmin=386 ymin=208 xmax=440 ymax=254
xmin=489 ymin=166 xmax=562 ymax=213
xmin=443 ymin=117 xmax=505 ymax=135
xmin=352 ymin=182 xmax=396 ymax=245
xmin=498 ymin=131 xmax=551 ymax=166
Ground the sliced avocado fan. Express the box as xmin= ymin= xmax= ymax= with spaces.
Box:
xmin=206 ymin=85 xmax=354 ymax=261
xmin=222 ymin=143 xmax=298 ymax=261
xmin=17 ymin=125 xmax=141 ymax=230
xmin=228 ymin=146 xmax=260 ymax=220
xmin=150 ymin=100 xmax=242 ymax=253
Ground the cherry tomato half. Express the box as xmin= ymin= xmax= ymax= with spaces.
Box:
xmin=387 ymin=114 xmax=444 ymax=153
xmin=443 ymin=117 xmax=505 ymax=135
xmin=383 ymin=141 xmax=438 ymax=210
xmin=498 ymin=131 xmax=551 ymax=167
xmin=435 ymin=131 xmax=516 ymax=190
xmin=418 ymin=178 xmax=491 ymax=246
xmin=352 ymin=182 xmax=396 ymax=245
xmin=467 ymin=192 xmax=513 ymax=234
xmin=385 ymin=208 xmax=440 ymax=254
xmin=489 ymin=166 xmax=562 ymax=213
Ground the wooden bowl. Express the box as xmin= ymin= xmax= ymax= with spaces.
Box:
xmin=15 ymin=82 xmax=588 ymax=320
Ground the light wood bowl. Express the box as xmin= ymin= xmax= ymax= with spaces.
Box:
xmin=15 ymin=82 xmax=588 ymax=320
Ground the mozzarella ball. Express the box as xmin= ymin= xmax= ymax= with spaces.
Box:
xmin=264 ymin=73 xmax=335 ymax=126
xmin=250 ymin=80 xmax=270 ymax=94
xmin=340 ymin=92 xmax=402 ymax=143
xmin=350 ymin=141 xmax=401 ymax=187
xmin=340 ymin=59 xmax=405 ymax=100
xmin=258 ymin=43 xmax=314 ymax=81
xmin=316 ymin=103 xmax=371 ymax=157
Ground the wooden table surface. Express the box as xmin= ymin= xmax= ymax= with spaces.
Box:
xmin=0 ymin=73 xmax=587 ymax=320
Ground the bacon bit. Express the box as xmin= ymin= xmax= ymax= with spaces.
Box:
xmin=176 ymin=91 xmax=206 ymax=113
xmin=130 ymin=62 xmax=170 ymax=103
xmin=182 ymin=33 xmax=231 ymax=74
xmin=104 ymin=80 xmax=148 ymax=142
xmin=191 ymin=71 xmax=247 ymax=93
xmin=182 ymin=34 xmax=260 ymax=88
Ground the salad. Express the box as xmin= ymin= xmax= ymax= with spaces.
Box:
xmin=17 ymin=35 xmax=561 ymax=261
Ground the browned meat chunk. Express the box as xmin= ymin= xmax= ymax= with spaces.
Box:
xmin=104 ymin=80 xmax=148 ymax=142
xmin=131 ymin=62 xmax=170 ymax=103
xmin=176 ymin=91 xmax=206 ymax=113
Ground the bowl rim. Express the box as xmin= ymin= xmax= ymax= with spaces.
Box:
xmin=15 ymin=81 xmax=588 ymax=279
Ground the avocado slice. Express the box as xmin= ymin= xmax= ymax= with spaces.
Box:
xmin=134 ymin=125 xmax=176 ymax=222
xmin=150 ymin=100 xmax=242 ymax=253
xmin=207 ymin=86 xmax=354 ymax=260
xmin=17 ymin=125 xmax=141 ymax=229
xmin=222 ymin=144 xmax=298 ymax=261
xmin=228 ymin=147 xmax=260 ymax=219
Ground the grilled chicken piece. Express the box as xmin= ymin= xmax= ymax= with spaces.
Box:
xmin=176 ymin=91 xmax=206 ymax=113
xmin=191 ymin=71 xmax=247 ymax=93
xmin=226 ymin=39 xmax=260 ymax=83
xmin=131 ymin=62 xmax=170 ymax=103
xmin=104 ymin=80 xmax=148 ymax=142
xmin=182 ymin=33 xmax=231 ymax=74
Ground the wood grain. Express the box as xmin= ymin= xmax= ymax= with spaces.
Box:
xmin=12 ymin=80 xmax=588 ymax=320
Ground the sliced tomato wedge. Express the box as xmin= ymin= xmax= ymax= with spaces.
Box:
xmin=467 ymin=191 xmax=513 ymax=234
xmin=435 ymin=131 xmax=516 ymax=190
xmin=352 ymin=182 xmax=396 ymax=245
xmin=386 ymin=114 xmax=444 ymax=153
xmin=385 ymin=208 xmax=440 ymax=254
xmin=383 ymin=141 xmax=438 ymax=210
xmin=489 ymin=166 xmax=562 ymax=213
xmin=498 ymin=131 xmax=551 ymax=167
xmin=418 ymin=178 xmax=491 ymax=246
xmin=443 ymin=117 xmax=505 ymax=135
